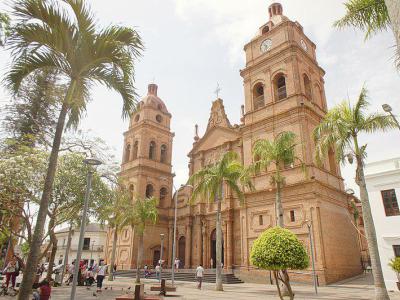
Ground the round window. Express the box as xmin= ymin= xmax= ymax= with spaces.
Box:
xmin=156 ymin=115 xmax=162 ymax=123
xmin=134 ymin=114 xmax=140 ymax=122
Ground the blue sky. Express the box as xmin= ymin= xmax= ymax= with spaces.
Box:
xmin=0 ymin=0 xmax=399 ymax=194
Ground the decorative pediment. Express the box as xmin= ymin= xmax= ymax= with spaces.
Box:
xmin=206 ymin=98 xmax=231 ymax=130
xmin=191 ymin=126 xmax=240 ymax=154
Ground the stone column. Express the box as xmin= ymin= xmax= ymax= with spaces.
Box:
xmin=226 ymin=219 xmax=233 ymax=269
xmin=196 ymin=218 xmax=202 ymax=266
xmin=185 ymin=224 xmax=192 ymax=268
xmin=202 ymin=221 xmax=207 ymax=268
xmin=168 ymin=225 xmax=173 ymax=267
xmin=223 ymin=222 xmax=227 ymax=269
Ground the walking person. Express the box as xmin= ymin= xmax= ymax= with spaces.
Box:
xmin=174 ymin=258 xmax=180 ymax=272
xmin=155 ymin=264 xmax=161 ymax=282
xmin=95 ymin=262 xmax=107 ymax=294
xmin=113 ymin=263 xmax=117 ymax=280
xmin=3 ymin=258 xmax=17 ymax=291
xmin=66 ymin=261 xmax=75 ymax=285
xmin=195 ymin=264 xmax=204 ymax=290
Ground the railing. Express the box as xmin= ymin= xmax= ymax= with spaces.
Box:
xmin=277 ymin=86 xmax=287 ymax=100
xmin=57 ymin=245 xmax=104 ymax=252
xmin=253 ymin=95 xmax=265 ymax=109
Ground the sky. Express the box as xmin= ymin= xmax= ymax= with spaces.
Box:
xmin=0 ymin=0 xmax=399 ymax=195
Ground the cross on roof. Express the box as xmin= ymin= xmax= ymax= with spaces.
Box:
xmin=214 ymin=83 xmax=222 ymax=98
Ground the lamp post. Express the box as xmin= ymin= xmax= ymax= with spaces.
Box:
xmin=70 ymin=158 xmax=102 ymax=300
xmin=160 ymin=233 xmax=165 ymax=282
xmin=382 ymin=104 xmax=400 ymax=130
xmin=305 ymin=220 xmax=317 ymax=295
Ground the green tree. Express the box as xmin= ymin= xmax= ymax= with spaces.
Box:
xmin=5 ymin=1 xmax=143 ymax=297
xmin=129 ymin=196 xmax=158 ymax=284
xmin=250 ymin=227 xmax=309 ymax=300
xmin=0 ymin=12 xmax=10 ymax=46
xmin=188 ymin=151 xmax=253 ymax=291
xmin=2 ymin=70 xmax=63 ymax=148
xmin=251 ymin=132 xmax=304 ymax=227
xmin=335 ymin=0 xmax=400 ymax=68
xmin=313 ymin=87 xmax=396 ymax=300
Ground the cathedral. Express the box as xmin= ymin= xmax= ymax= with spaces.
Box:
xmin=105 ymin=3 xmax=363 ymax=284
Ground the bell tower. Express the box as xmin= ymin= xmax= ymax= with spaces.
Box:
xmin=240 ymin=2 xmax=337 ymax=181
xmin=109 ymin=83 xmax=174 ymax=269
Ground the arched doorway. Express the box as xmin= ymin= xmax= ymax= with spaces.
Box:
xmin=153 ymin=250 xmax=160 ymax=267
xmin=178 ymin=236 xmax=185 ymax=267
xmin=210 ymin=229 xmax=224 ymax=268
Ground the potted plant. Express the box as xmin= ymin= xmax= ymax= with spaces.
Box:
xmin=389 ymin=257 xmax=400 ymax=290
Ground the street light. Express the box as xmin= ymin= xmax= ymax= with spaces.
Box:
xmin=159 ymin=234 xmax=165 ymax=282
xmin=70 ymin=158 xmax=102 ymax=300
xmin=382 ymin=103 xmax=400 ymax=130
xmin=305 ymin=219 xmax=318 ymax=295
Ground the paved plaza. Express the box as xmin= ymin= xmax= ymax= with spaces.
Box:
xmin=3 ymin=274 xmax=399 ymax=300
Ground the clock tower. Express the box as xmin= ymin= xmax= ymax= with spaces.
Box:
xmin=239 ymin=3 xmax=363 ymax=284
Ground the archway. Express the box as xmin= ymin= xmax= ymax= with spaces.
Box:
xmin=210 ymin=229 xmax=224 ymax=268
xmin=152 ymin=250 xmax=160 ymax=268
xmin=178 ymin=236 xmax=185 ymax=267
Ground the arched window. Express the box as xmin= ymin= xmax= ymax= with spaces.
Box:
xmin=303 ymin=74 xmax=312 ymax=100
xmin=145 ymin=184 xmax=154 ymax=198
xmin=124 ymin=144 xmax=131 ymax=162
xmin=149 ymin=141 xmax=156 ymax=160
xmin=160 ymin=187 xmax=167 ymax=205
xmin=160 ymin=144 xmax=167 ymax=163
xmin=275 ymin=74 xmax=287 ymax=100
xmin=132 ymin=141 xmax=138 ymax=160
xmin=262 ymin=26 xmax=269 ymax=34
xmin=252 ymin=83 xmax=265 ymax=110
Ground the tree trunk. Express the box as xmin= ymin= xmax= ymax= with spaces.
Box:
xmin=46 ymin=226 xmax=58 ymax=281
xmin=215 ymin=199 xmax=223 ymax=291
xmin=108 ymin=227 xmax=118 ymax=281
xmin=356 ymin=155 xmax=390 ymax=300
xmin=60 ymin=224 xmax=73 ymax=286
xmin=273 ymin=270 xmax=284 ymax=300
xmin=275 ymin=181 xmax=284 ymax=227
xmin=136 ymin=232 xmax=143 ymax=284
xmin=384 ymin=0 xmax=400 ymax=66
xmin=17 ymin=100 xmax=70 ymax=300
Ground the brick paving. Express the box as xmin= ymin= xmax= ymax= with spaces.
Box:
xmin=1 ymin=274 xmax=400 ymax=299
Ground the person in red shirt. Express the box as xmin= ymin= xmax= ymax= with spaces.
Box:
xmin=32 ymin=280 xmax=51 ymax=300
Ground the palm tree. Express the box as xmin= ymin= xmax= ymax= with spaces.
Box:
xmin=251 ymin=131 xmax=304 ymax=227
xmin=129 ymin=196 xmax=158 ymax=284
xmin=5 ymin=1 xmax=143 ymax=297
xmin=100 ymin=185 xmax=132 ymax=281
xmin=334 ymin=0 xmax=400 ymax=68
xmin=188 ymin=151 xmax=253 ymax=291
xmin=313 ymin=87 xmax=396 ymax=300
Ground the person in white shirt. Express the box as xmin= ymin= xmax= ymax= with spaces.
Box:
xmin=155 ymin=264 xmax=161 ymax=282
xmin=195 ymin=264 xmax=205 ymax=289
xmin=95 ymin=262 xmax=107 ymax=292
xmin=174 ymin=258 xmax=180 ymax=272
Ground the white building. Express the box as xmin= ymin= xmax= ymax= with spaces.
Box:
xmin=365 ymin=157 xmax=400 ymax=291
xmin=54 ymin=223 xmax=108 ymax=267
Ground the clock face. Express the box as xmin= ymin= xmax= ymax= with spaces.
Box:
xmin=260 ymin=39 xmax=272 ymax=53
xmin=300 ymin=39 xmax=307 ymax=51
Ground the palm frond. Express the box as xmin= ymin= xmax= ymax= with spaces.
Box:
xmin=334 ymin=0 xmax=389 ymax=39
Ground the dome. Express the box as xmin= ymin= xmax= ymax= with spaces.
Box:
xmin=140 ymin=83 xmax=169 ymax=114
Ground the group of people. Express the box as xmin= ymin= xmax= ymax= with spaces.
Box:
xmin=65 ymin=260 xmax=108 ymax=293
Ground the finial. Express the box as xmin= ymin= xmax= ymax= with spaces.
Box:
xmin=148 ymin=83 xmax=158 ymax=96
xmin=214 ymin=83 xmax=222 ymax=99
xmin=194 ymin=124 xmax=199 ymax=141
